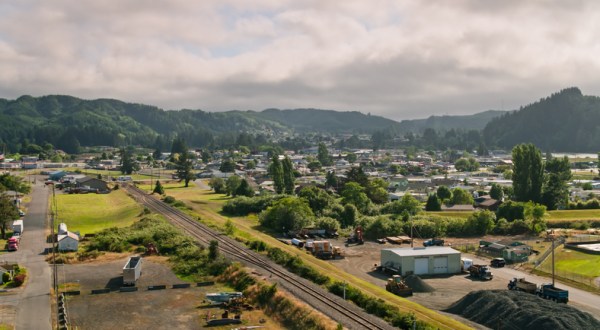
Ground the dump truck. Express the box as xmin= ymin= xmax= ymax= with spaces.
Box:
xmin=537 ymin=284 xmax=569 ymax=303
xmin=508 ymin=277 xmax=537 ymax=293
xmin=385 ymin=275 xmax=413 ymax=297
xmin=123 ymin=256 xmax=142 ymax=286
xmin=468 ymin=264 xmax=493 ymax=280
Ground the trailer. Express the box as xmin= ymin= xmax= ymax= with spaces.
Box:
xmin=508 ymin=277 xmax=537 ymax=294
xmin=12 ymin=220 xmax=23 ymax=234
xmin=123 ymin=256 xmax=142 ymax=286
xmin=537 ymin=284 xmax=569 ymax=303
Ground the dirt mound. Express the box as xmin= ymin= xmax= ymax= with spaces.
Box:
xmin=446 ymin=290 xmax=600 ymax=330
xmin=403 ymin=275 xmax=435 ymax=293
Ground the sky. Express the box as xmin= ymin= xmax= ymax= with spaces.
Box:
xmin=1 ymin=0 xmax=600 ymax=120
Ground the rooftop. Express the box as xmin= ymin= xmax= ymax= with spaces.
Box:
xmin=383 ymin=246 xmax=460 ymax=257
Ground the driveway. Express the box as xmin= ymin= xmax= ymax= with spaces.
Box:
xmin=0 ymin=178 xmax=52 ymax=329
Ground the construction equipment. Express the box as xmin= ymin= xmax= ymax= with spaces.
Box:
xmin=468 ymin=264 xmax=493 ymax=280
xmin=508 ymin=277 xmax=537 ymax=293
xmin=346 ymin=226 xmax=364 ymax=245
xmin=305 ymin=240 xmax=344 ymax=259
xmin=385 ymin=275 xmax=413 ymax=297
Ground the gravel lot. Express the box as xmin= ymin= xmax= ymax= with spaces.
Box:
xmin=61 ymin=255 xmax=282 ymax=329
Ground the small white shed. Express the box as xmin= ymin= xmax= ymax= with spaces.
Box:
xmin=58 ymin=232 xmax=80 ymax=251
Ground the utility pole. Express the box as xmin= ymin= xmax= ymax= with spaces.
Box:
xmin=552 ymin=237 xmax=555 ymax=287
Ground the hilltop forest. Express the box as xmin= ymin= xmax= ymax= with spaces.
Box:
xmin=1 ymin=87 xmax=599 ymax=154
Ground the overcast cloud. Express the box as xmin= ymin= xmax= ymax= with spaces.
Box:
xmin=1 ymin=0 xmax=600 ymax=120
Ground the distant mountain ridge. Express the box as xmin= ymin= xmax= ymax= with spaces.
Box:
xmin=394 ymin=110 xmax=507 ymax=133
xmin=3 ymin=90 xmax=595 ymax=152
xmin=483 ymin=87 xmax=600 ymax=151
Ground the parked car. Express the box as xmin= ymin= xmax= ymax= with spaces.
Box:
xmin=491 ymin=257 xmax=506 ymax=268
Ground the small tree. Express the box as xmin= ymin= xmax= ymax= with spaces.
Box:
xmin=208 ymin=240 xmax=219 ymax=261
xmin=489 ymin=183 xmax=504 ymax=200
xmin=436 ymin=186 xmax=452 ymax=201
xmin=153 ymin=180 xmax=165 ymax=195
xmin=208 ymin=177 xmax=226 ymax=194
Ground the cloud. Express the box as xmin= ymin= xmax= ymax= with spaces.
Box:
xmin=1 ymin=1 xmax=600 ymax=119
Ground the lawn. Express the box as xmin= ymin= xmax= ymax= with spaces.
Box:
xmin=426 ymin=211 xmax=472 ymax=219
xmin=547 ymin=209 xmax=600 ymax=221
xmin=162 ymin=184 xmax=470 ymax=330
xmin=55 ymin=189 xmax=143 ymax=235
xmin=538 ymin=247 xmax=600 ymax=280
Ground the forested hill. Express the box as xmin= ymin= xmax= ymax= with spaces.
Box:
xmin=0 ymin=95 xmax=398 ymax=152
xmin=394 ymin=110 xmax=506 ymax=133
xmin=483 ymin=87 xmax=600 ymax=152
xmin=255 ymin=108 xmax=396 ymax=133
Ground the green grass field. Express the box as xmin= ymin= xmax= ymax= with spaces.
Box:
xmin=547 ymin=209 xmax=600 ymax=221
xmin=539 ymin=247 xmax=600 ymax=279
xmin=426 ymin=211 xmax=472 ymax=219
xmin=55 ymin=189 xmax=143 ymax=234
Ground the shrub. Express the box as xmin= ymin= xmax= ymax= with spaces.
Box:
xmin=2 ymin=272 xmax=11 ymax=283
xmin=163 ymin=196 xmax=176 ymax=204
xmin=13 ymin=274 xmax=26 ymax=287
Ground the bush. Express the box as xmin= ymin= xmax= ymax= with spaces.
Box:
xmin=13 ymin=274 xmax=26 ymax=287
xmin=222 ymin=195 xmax=285 ymax=216
xmin=2 ymin=272 xmax=11 ymax=283
xmin=163 ymin=196 xmax=176 ymax=204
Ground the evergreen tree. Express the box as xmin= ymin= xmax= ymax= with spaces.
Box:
xmin=269 ymin=155 xmax=284 ymax=194
xmin=153 ymin=180 xmax=165 ymax=195
xmin=425 ymin=194 xmax=442 ymax=211
xmin=175 ymin=151 xmax=195 ymax=187
xmin=317 ymin=142 xmax=332 ymax=166
xmin=512 ymin=144 xmax=544 ymax=203
xmin=542 ymin=156 xmax=571 ymax=210
xmin=282 ymin=156 xmax=295 ymax=194
xmin=170 ymin=136 xmax=187 ymax=156
xmin=120 ymin=147 xmax=139 ymax=175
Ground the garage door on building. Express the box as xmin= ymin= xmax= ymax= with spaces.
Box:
xmin=414 ymin=258 xmax=429 ymax=275
xmin=433 ymin=256 xmax=448 ymax=274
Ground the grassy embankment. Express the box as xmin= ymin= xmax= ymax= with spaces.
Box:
xmin=54 ymin=189 xmax=143 ymax=235
xmin=165 ymin=183 xmax=471 ymax=330
xmin=546 ymin=209 xmax=600 ymax=221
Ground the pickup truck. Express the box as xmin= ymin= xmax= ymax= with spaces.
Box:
xmin=423 ymin=238 xmax=444 ymax=247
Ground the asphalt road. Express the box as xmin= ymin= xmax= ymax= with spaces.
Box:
xmin=0 ymin=179 xmax=52 ymax=329
xmin=466 ymin=253 xmax=600 ymax=319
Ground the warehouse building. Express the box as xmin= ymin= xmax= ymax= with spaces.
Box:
xmin=380 ymin=246 xmax=461 ymax=276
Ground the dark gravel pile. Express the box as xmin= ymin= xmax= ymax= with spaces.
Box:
xmin=403 ymin=275 xmax=435 ymax=293
xmin=445 ymin=290 xmax=600 ymax=330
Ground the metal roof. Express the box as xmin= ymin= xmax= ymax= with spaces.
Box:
xmin=383 ymin=246 xmax=460 ymax=257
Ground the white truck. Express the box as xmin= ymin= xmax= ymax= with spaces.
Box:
xmin=123 ymin=256 xmax=142 ymax=286
xmin=12 ymin=219 xmax=24 ymax=234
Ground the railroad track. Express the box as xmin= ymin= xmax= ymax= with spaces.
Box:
xmin=124 ymin=184 xmax=391 ymax=330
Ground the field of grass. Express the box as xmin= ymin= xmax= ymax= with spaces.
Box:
xmin=163 ymin=183 xmax=470 ymax=330
xmin=538 ymin=247 xmax=600 ymax=280
xmin=547 ymin=209 xmax=600 ymax=221
xmin=55 ymin=189 xmax=143 ymax=234
xmin=426 ymin=211 xmax=472 ymax=219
